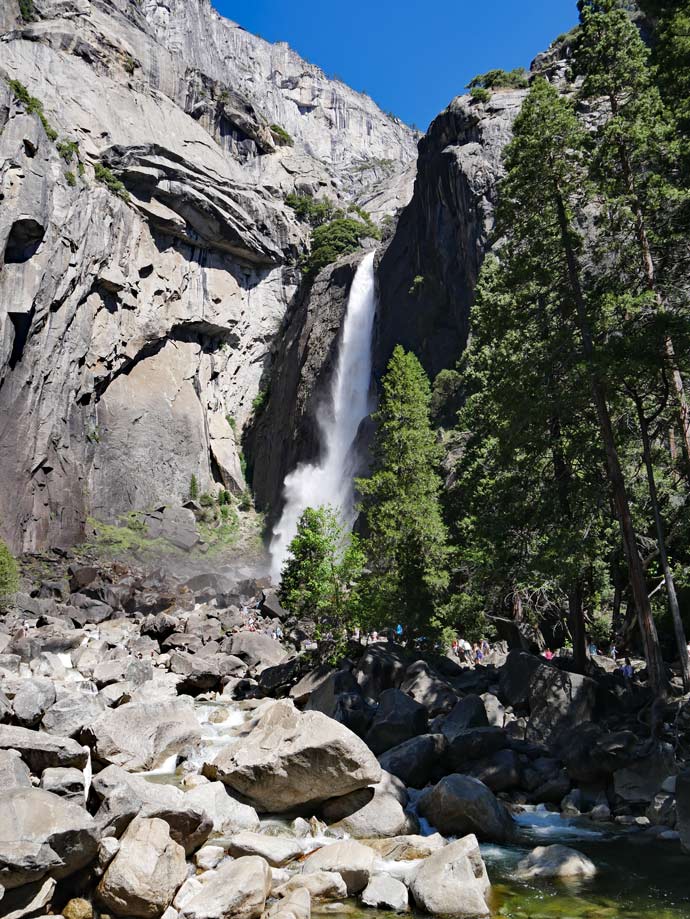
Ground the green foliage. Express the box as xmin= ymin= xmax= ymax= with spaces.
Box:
xmin=270 ymin=123 xmax=294 ymax=146
xmin=94 ymin=163 xmax=130 ymax=201
xmin=409 ymin=275 xmax=425 ymax=296
xmin=77 ymin=161 xmax=85 ymax=177
xmin=65 ymin=170 xmax=76 ymax=187
xmin=357 ymin=346 xmax=450 ymax=637
xmin=467 ymin=68 xmax=529 ymax=90
xmin=226 ymin=414 xmax=237 ymax=433
xmin=305 ymin=217 xmax=379 ymax=276
xmin=431 ymin=368 xmax=463 ymax=427
xmin=0 ymin=539 xmax=19 ymax=608
xmin=285 ymin=193 xmax=342 ymax=227
xmin=470 ymin=87 xmax=491 ymax=104
xmin=57 ymin=140 xmax=78 ymax=163
xmin=8 ymin=80 xmax=57 ymax=139
xmin=123 ymin=54 xmax=137 ymax=75
xmin=279 ymin=506 xmax=365 ymax=644
xmin=251 ymin=388 xmax=269 ymax=414
xmin=188 ymin=474 xmax=199 ymax=502
xmin=18 ymin=0 xmax=36 ymax=21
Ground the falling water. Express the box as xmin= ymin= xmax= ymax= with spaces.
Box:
xmin=270 ymin=250 xmax=377 ymax=580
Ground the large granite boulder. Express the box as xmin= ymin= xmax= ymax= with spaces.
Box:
xmin=364 ymin=688 xmax=428 ymax=755
xmin=527 ymin=664 xmax=596 ymax=746
xmin=0 ymin=749 xmax=32 ymax=788
xmin=204 ymin=700 xmax=381 ymax=812
xmin=417 ymin=774 xmax=515 ymax=843
xmin=441 ymin=695 xmax=489 ymax=742
xmin=91 ymin=765 xmax=212 ymax=854
xmin=41 ymin=692 xmax=107 ymax=738
xmin=11 ymin=677 xmax=56 ymax=727
xmin=225 ymin=632 xmax=288 ymax=671
xmin=0 ymin=725 xmax=89 ymax=772
xmin=323 ymin=772 xmax=416 ymax=838
xmin=303 ymin=840 xmax=376 ymax=895
xmin=410 ymin=835 xmax=491 ymax=918
xmin=97 ymin=817 xmax=187 ymax=918
xmin=184 ymin=780 xmax=260 ymax=836
xmin=178 ymin=855 xmax=271 ymax=919
xmin=379 ymin=733 xmax=448 ymax=788
xmin=400 ymin=661 xmax=458 ymax=716
xmin=498 ymin=651 xmax=542 ymax=709
xmin=85 ymin=699 xmax=202 ymax=770
xmin=362 ymin=873 xmax=409 ymax=911
xmin=0 ymin=787 xmax=99 ymax=889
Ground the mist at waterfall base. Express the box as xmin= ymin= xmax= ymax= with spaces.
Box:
xmin=269 ymin=251 xmax=377 ymax=581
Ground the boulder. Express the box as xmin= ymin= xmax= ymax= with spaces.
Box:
xmin=400 ymin=661 xmax=457 ymax=716
xmin=266 ymin=887 xmax=310 ymax=919
xmin=0 ymin=750 xmax=32 ymax=788
xmin=226 ymin=832 xmax=308 ymax=867
xmin=92 ymin=765 xmax=212 ymax=854
xmin=85 ymin=699 xmax=202 ymax=770
xmin=441 ymin=696 xmax=489 ymax=742
xmin=613 ymin=745 xmax=677 ymax=805
xmin=675 ymin=769 xmax=690 ymax=854
xmin=324 ymin=773 xmax=416 ymax=838
xmin=515 ymin=845 xmax=597 ymax=879
xmin=468 ymin=749 xmax=522 ymax=792
xmin=0 ymin=877 xmax=57 ymax=919
xmin=204 ymin=700 xmax=380 ymax=812
xmin=0 ymin=787 xmax=99 ymax=889
xmin=527 ymin=664 xmax=596 ymax=746
xmin=378 ymin=734 xmax=447 ymax=788
xmin=365 ymin=834 xmax=446 ymax=861
xmin=63 ymin=897 xmax=94 ymax=919
xmin=410 ymin=835 xmax=491 ymax=918
xmin=97 ymin=817 xmax=187 ymax=918
xmin=11 ymin=678 xmax=56 ymax=727
xmin=498 ymin=651 xmax=542 ymax=709
xmin=225 ymin=632 xmax=288 ymax=671
xmin=417 ymin=775 xmax=515 ymax=843
xmin=274 ymin=871 xmax=348 ymax=901
xmin=361 ymin=874 xmax=409 ymax=911
xmin=481 ymin=693 xmax=506 ymax=728
xmin=303 ymin=840 xmax=376 ymax=895
xmin=354 ymin=646 xmax=408 ymax=701
xmin=447 ymin=727 xmax=508 ymax=772
xmin=41 ymin=692 xmax=107 ymax=739
xmin=178 ymin=855 xmax=271 ymax=919
xmin=364 ymin=689 xmax=428 ymax=755
xmin=40 ymin=767 xmax=85 ymax=802
xmin=184 ymin=781 xmax=260 ymax=836
xmin=0 ymin=726 xmax=89 ymax=772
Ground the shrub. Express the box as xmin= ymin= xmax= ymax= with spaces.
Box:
xmin=94 ymin=163 xmax=130 ymax=201
xmin=270 ymin=123 xmax=294 ymax=146
xmin=188 ymin=474 xmax=199 ymax=501
xmin=226 ymin=414 xmax=237 ymax=433
xmin=18 ymin=0 xmax=36 ymax=21
xmin=251 ymin=388 xmax=269 ymax=414
xmin=123 ymin=55 xmax=137 ymax=75
xmin=9 ymin=79 xmax=57 ymax=139
xmin=0 ymin=539 xmax=19 ymax=608
xmin=305 ymin=217 xmax=380 ymax=275
xmin=285 ymin=193 xmax=342 ymax=227
xmin=57 ymin=140 xmax=78 ymax=163
xmin=217 ymin=488 xmax=231 ymax=506
xmin=77 ymin=161 xmax=85 ymax=177
xmin=470 ymin=87 xmax=491 ymax=104
xmin=199 ymin=492 xmax=215 ymax=508
xmin=467 ymin=68 xmax=529 ymax=91
xmin=65 ymin=170 xmax=76 ymax=187
xmin=409 ymin=275 xmax=425 ymax=296
xmin=239 ymin=490 xmax=252 ymax=512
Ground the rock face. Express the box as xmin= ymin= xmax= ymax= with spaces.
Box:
xmin=0 ymin=0 xmax=415 ymax=552
xmin=204 ymin=700 xmax=381 ymax=812
xmin=375 ymin=90 xmax=527 ymax=380
xmin=97 ymin=817 xmax=187 ymax=918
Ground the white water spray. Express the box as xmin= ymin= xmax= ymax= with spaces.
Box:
xmin=270 ymin=250 xmax=377 ymax=579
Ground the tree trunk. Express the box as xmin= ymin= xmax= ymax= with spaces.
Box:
xmin=554 ymin=193 xmax=667 ymax=697
xmin=569 ymin=582 xmax=587 ymax=674
xmin=633 ymin=393 xmax=690 ymax=690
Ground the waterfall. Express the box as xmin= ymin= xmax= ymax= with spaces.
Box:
xmin=269 ymin=250 xmax=377 ymax=580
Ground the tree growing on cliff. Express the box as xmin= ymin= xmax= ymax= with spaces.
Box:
xmin=357 ymin=346 xmax=450 ymax=638
xmin=0 ymin=539 xmax=19 ymax=610
xmin=279 ymin=505 xmax=364 ymax=641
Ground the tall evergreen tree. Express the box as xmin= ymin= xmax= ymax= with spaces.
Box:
xmin=357 ymin=346 xmax=449 ymax=638
xmin=492 ymin=78 xmax=667 ymax=694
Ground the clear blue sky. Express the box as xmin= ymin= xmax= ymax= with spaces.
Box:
xmin=213 ymin=1 xmax=579 ymax=129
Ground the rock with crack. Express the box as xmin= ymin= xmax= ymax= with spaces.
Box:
xmin=203 ymin=700 xmax=381 ymax=812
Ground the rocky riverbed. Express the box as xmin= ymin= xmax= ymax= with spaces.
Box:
xmin=1 ymin=550 xmax=690 ymax=919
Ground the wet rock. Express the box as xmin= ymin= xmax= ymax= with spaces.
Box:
xmin=204 ymin=700 xmax=380 ymax=812
xmin=417 ymin=774 xmax=515 ymax=843
xmin=378 ymin=733 xmax=448 ymax=788
xmin=85 ymin=699 xmax=202 ymax=770
xmin=97 ymin=817 xmax=187 ymax=918
xmin=303 ymin=840 xmax=376 ymax=895
xmin=0 ymin=787 xmax=99 ymax=889
xmin=178 ymin=855 xmax=271 ymax=919
xmin=515 ymin=844 xmax=597 ymax=879
xmin=410 ymin=835 xmax=491 ymax=917
xmin=364 ymin=688 xmax=428 ymax=755
xmin=361 ymin=874 xmax=409 ymax=911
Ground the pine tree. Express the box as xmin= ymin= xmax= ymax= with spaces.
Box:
xmin=496 ymin=78 xmax=667 ymax=694
xmin=0 ymin=538 xmax=19 ymax=609
xmin=279 ymin=505 xmax=364 ymax=641
xmin=357 ymin=346 xmax=449 ymax=638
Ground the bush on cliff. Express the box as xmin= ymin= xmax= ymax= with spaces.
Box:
xmin=0 ymin=539 xmax=19 ymax=608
